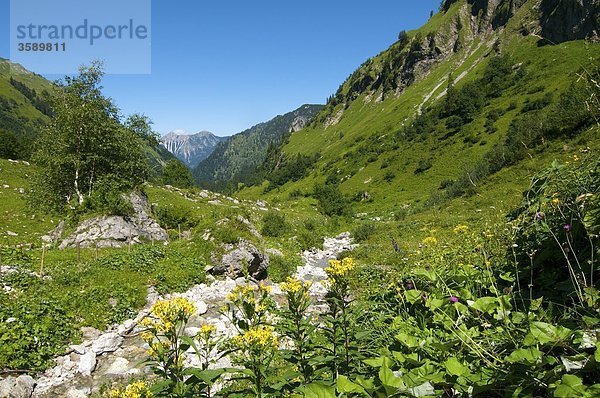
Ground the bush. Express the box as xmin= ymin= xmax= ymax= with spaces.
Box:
xmin=352 ymin=222 xmax=377 ymax=242
xmin=261 ymin=211 xmax=287 ymax=237
xmin=414 ymin=159 xmax=433 ymax=174
xmin=153 ymin=204 xmax=196 ymax=230
xmin=314 ymin=183 xmax=352 ymax=217
xmin=267 ymin=255 xmax=303 ymax=283
xmin=383 ymin=171 xmax=395 ymax=182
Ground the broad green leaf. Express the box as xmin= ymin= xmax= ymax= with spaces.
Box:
xmin=379 ymin=360 xmax=405 ymax=390
xmin=469 ymin=297 xmax=498 ymax=313
xmin=405 ymin=290 xmax=422 ymax=304
xmin=396 ymin=331 xmax=421 ymax=348
xmin=530 ymin=322 xmax=571 ymax=344
xmin=444 ymin=357 xmax=468 ymax=376
xmin=302 ymin=383 xmax=336 ymax=398
xmin=554 ymin=374 xmax=586 ymax=398
xmin=363 ymin=357 xmax=384 ymax=367
xmin=506 ymin=348 xmax=543 ymax=365
xmin=337 ymin=375 xmax=369 ymax=396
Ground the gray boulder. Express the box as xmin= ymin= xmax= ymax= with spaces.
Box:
xmin=91 ymin=332 xmax=123 ymax=354
xmin=58 ymin=193 xmax=168 ymax=249
xmin=212 ymin=240 xmax=269 ymax=279
xmin=0 ymin=375 xmax=36 ymax=398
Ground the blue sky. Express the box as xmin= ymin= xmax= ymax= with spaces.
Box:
xmin=1 ymin=0 xmax=440 ymax=136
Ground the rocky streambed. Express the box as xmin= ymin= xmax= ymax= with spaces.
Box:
xmin=0 ymin=233 xmax=355 ymax=398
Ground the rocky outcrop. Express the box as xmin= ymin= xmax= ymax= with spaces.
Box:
xmin=540 ymin=0 xmax=599 ymax=43
xmin=57 ymin=193 xmax=168 ymax=249
xmin=211 ymin=240 xmax=269 ymax=279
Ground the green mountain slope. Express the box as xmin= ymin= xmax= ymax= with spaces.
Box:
xmin=0 ymin=59 xmax=55 ymax=159
xmin=193 ymin=104 xmax=324 ymax=189
xmin=239 ymin=0 xmax=599 ymax=218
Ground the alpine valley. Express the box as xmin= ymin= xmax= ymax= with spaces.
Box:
xmin=0 ymin=1 xmax=599 ymax=397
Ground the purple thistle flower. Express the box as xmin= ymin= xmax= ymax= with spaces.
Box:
xmin=563 ymin=224 xmax=572 ymax=232
xmin=406 ymin=282 xmax=414 ymax=290
xmin=449 ymin=296 xmax=459 ymax=304
xmin=536 ymin=212 xmax=544 ymax=220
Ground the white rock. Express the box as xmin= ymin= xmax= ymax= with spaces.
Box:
xmin=0 ymin=377 xmax=16 ymax=398
xmin=11 ymin=375 xmax=35 ymax=398
xmin=66 ymin=387 xmax=91 ymax=398
xmin=185 ymin=327 xmax=201 ymax=337
xmin=197 ymin=300 xmax=208 ymax=315
xmin=91 ymin=332 xmax=123 ymax=354
xmin=70 ymin=344 xmax=86 ymax=355
xmin=104 ymin=357 xmax=130 ymax=375
xmin=78 ymin=351 xmax=96 ymax=376
xmin=117 ymin=319 xmax=135 ymax=335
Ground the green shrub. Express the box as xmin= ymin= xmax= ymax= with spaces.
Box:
xmin=314 ymin=183 xmax=353 ymax=217
xmin=153 ymin=204 xmax=196 ymax=230
xmin=414 ymin=158 xmax=433 ymax=174
xmin=352 ymin=222 xmax=377 ymax=242
xmin=261 ymin=211 xmax=287 ymax=237
xmin=268 ymin=254 xmax=303 ymax=283
xmin=383 ymin=171 xmax=395 ymax=182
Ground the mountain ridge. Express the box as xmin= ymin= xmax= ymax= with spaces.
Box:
xmin=160 ymin=130 xmax=226 ymax=168
xmin=193 ymin=103 xmax=324 ymax=186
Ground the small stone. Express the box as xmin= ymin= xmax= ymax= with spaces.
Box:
xmin=196 ymin=300 xmax=208 ymax=315
xmin=78 ymin=351 xmax=96 ymax=376
xmin=91 ymin=332 xmax=123 ymax=354
xmin=104 ymin=357 xmax=130 ymax=375
xmin=0 ymin=377 xmax=16 ymax=398
xmin=66 ymin=387 xmax=91 ymax=398
xmin=184 ymin=327 xmax=201 ymax=337
xmin=11 ymin=375 xmax=35 ymax=398
xmin=117 ymin=319 xmax=135 ymax=335
xmin=70 ymin=344 xmax=86 ymax=355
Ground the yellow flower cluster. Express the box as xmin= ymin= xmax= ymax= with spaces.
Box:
xmin=325 ymin=258 xmax=355 ymax=277
xmin=142 ymin=297 xmax=195 ymax=334
xmin=109 ymin=381 xmax=153 ymax=398
xmin=226 ymin=285 xmax=256 ymax=303
xmin=280 ymin=277 xmax=311 ymax=294
xmin=421 ymin=236 xmax=438 ymax=246
xmin=200 ymin=323 xmax=216 ymax=335
xmin=147 ymin=341 xmax=170 ymax=356
xmin=233 ymin=326 xmax=279 ymax=349
xmin=453 ymin=224 xmax=469 ymax=234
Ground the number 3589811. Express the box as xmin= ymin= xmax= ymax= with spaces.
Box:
xmin=17 ymin=42 xmax=66 ymax=51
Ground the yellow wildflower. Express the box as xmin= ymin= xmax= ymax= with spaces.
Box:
xmin=552 ymin=198 xmax=560 ymax=205
xmin=421 ymin=236 xmax=438 ymax=246
xmin=258 ymin=283 xmax=271 ymax=294
xmin=280 ymin=277 xmax=311 ymax=294
xmin=141 ymin=332 xmax=153 ymax=343
xmin=226 ymin=285 xmax=256 ymax=302
xmin=199 ymin=324 xmax=216 ymax=336
xmin=150 ymin=297 xmax=195 ymax=330
xmin=325 ymin=257 xmax=355 ymax=277
xmin=234 ymin=326 xmax=279 ymax=349
xmin=453 ymin=224 xmax=469 ymax=234
xmin=109 ymin=381 xmax=153 ymax=398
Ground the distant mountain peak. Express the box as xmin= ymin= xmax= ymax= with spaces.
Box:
xmin=193 ymin=104 xmax=324 ymax=183
xmin=160 ymin=130 xmax=226 ymax=168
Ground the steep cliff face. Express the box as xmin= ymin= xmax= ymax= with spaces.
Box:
xmin=540 ymin=0 xmax=599 ymax=43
